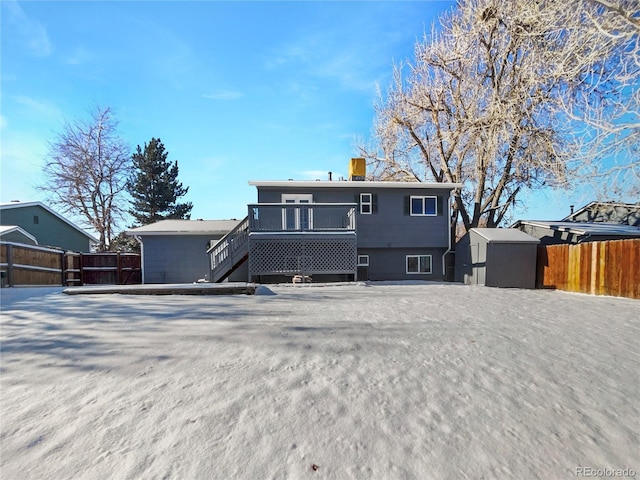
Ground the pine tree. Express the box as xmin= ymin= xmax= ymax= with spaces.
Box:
xmin=127 ymin=138 xmax=193 ymax=225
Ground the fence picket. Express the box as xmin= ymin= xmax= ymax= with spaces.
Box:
xmin=537 ymin=238 xmax=640 ymax=299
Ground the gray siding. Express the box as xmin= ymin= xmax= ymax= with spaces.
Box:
xmin=0 ymin=231 xmax=37 ymax=245
xmin=0 ymin=205 xmax=92 ymax=252
xmin=256 ymin=185 xmax=451 ymax=249
xmin=141 ymin=235 xmax=217 ymax=283
xmin=357 ymin=247 xmax=447 ymax=281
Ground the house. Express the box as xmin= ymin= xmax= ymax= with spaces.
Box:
xmin=208 ymin=158 xmax=462 ymax=283
xmin=455 ymin=228 xmax=540 ymax=288
xmin=127 ymin=219 xmax=242 ymax=284
xmin=511 ymin=220 xmax=640 ymax=245
xmin=0 ymin=225 xmax=38 ymax=246
xmin=563 ymin=201 xmax=640 ymax=226
xmin=0 ymin=201 xmax=98 ymax=252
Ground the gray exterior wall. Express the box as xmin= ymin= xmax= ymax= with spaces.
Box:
xmin=0 ymin=205 xmax=92 ymax=252
xmin=253 ymin=184 xmax=452 ymax=281
xmin=141 ymin=235 xmax=218 ymax=284
xmin=356 ymin=247 xmax=447 ymax=281
xmin=256 ymin=185 xmax=451 ymax=249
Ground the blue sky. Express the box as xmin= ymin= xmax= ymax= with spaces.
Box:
xmin=1 ymin=0 xmax=595 ymax=232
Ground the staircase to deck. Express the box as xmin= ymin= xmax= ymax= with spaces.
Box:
xmin=207 ymin=216 xmax=249 ymax=283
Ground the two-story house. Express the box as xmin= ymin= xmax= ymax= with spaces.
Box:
xmin=208 ymin=159 xmax=462 ymax=283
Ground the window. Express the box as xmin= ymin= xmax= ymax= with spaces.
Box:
xmin=33 ymin=215 xmax=39 ymax=224
xmin=360 ymin=193 xmax=372 ymax=214
xmin=406 ymin=255 xmax=432 ymax=274
xmin=357 ymin=255 xmax=369 ymax=266
xmin=357 ymin=193 xmax=377 ymax=214
xmin=410 ymin=196 xmax=437 ymax=216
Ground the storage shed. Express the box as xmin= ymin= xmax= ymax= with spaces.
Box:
xmin=455 ymin=228 xmax=540 ymax=288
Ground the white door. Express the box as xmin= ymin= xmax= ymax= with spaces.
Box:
xmin=282 ymin=194 xmax=313 ymax=230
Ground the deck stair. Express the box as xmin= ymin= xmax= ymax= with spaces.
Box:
xmin=207 ymin=216 xmax=249 ymax=282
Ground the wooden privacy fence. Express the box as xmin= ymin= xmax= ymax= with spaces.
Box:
xmin=536 ymin=238 xmax=640 ymax=299
xmin=0 ymin=242 xmax=141 ymax=287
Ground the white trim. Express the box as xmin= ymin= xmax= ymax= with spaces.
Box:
xmin=357 ymin=254 xmax=369 ymax=266
xmin=249 ymin=180 xmax=463 ymax=189
xmin=360 ymin=193 xmax=372 ymax=214
xmin=281 ymin=194 xmax=313 ymax=230
xmin=406 ymin=255 xmax=432 ymax=274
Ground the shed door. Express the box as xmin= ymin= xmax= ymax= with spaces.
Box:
xmin=282 ymin=194 xmax=313 ymax=230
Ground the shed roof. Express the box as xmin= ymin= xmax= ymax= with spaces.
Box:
xmin=471 ymin=228 xmax=540 ymax=243
xmin=126 ymin=219 xmax=241 ymax=236
xmin=515 ymin=220 xmax=640 ymax=237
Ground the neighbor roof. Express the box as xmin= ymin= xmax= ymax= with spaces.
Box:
xmin=127 ymin=219 xmax=241 ymax=236
xmin=0 ymin=201 xmax=99 ymax=243
xmin=249 ymin=180 xmax=463 ymax=189
xmin=471 ymin=228 xmax=540 ymax=243
xmin=0 ymin=225 xmax=38 ymax=243
xmin=514 ymin=220 xmax=640 ymax=237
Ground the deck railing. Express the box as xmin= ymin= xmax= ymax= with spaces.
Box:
xmin=207 ymin=216 xmax=250 ymax=282
xmin=247 ymin=203 xmax=356 ymax=233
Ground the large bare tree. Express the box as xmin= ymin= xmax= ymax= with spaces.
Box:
xmin=361 ymin=0 xmax=639 ymax=232
xmin=40 ymin=107 xmax=131 ymax=251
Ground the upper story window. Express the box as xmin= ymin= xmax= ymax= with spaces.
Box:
xmin=33 ymin=215 xmax=39 ymax=224
xmin=358 ymin=193 xmax=377 ymax=214
xmin=406 ymin=196 xmax=437 ymax=216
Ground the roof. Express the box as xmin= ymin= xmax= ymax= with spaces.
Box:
xmin=126 ymin=219 xmax=241 ymax=236
xmin=514 ymin=220 xmax=640 ymax=237
xmin=562 ymin=201 xmax=640 ymax=225
xmin=249 ymin=180 xmax=463 ymax=189
xmin=0 ymin=201 xmax=99 ymax=243
xmin=471 ymin=228 xmax=540 ymax=243
xmin=0 ymin=225 xmax=38 ymax=243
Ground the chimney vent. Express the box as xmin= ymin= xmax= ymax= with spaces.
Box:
xmin=348 ymin=158 xmax=366 ymax=181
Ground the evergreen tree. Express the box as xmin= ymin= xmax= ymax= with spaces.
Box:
xmin=127 ymin=138 xmax=193 ymax=225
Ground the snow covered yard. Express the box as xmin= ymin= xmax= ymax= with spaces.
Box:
xmin=1 ymin=283 xmax=638 ymax=480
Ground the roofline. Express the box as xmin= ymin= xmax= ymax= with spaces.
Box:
xmin=248 ymin=180 xmax=463 ymax=189
xmin=126 ymin=230 xmax=233 ymax=236
xmin=562 ymin=201 xmax=640 ymax=221
xmin=470 ymin=228 xmax=540 ymax=243
xmin=514 ymin=220 xmax=640 ymax=236
xmin=0 ymin=225 xmax=38 ymax=244
xmin=0 ymin=201 xmax=99 ymax=243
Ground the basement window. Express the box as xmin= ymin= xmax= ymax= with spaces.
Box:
xmin=406 ymin=255 xmax=432 ymax=274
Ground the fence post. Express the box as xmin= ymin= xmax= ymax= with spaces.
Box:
xmin=6 ymin=244 xmax=14 ymax=287
xmin=117 ymin=252 xmax=122 ymax=285
xmin=79 ymin=253 xmax=84 ymax=286
xmin=60 ymin=251 xmax=65 ymax=286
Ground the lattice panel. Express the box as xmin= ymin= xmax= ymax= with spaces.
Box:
xmin=249 ymin=237 xmax=357 ymax=276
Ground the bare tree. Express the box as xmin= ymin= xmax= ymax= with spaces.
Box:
xmin=360 ymin=0 xmax=639 ymax=232
xmin=39 ymin=107 xmax=131 ymax=251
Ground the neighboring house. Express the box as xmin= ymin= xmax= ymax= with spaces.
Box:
xmin=512 ymin=220 xmax=640 ymax=245
xmin=0 ymin=201 xmax=97 ymax=252
xmin=127 ymin=219 xmax=242 ymax=284
xmin=563 ymin=201 xmax=640 ymax=226
xmin=455 ymin=228 xmax=540 ymax=288
xmin=209 ymin=159 xmax=462 ymax=283
xmin=0 ymin=225 xmax=38 ymax=246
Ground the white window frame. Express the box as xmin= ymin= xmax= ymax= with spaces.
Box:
xmin=357 ymin=254 xmax=369 ymax=266
xmin=360 ymin=193 xmax=372 ymax=214
xmin=281 ymin=194 xmax=313 ymax=230
xmin=406 ymin=255 xmax=432 ymax=274
xmin=410 ymin=196 xmax=437 ymax=216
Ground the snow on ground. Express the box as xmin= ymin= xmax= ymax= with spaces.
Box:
xmin=0 ymin=283 xmax=638 ymax=480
